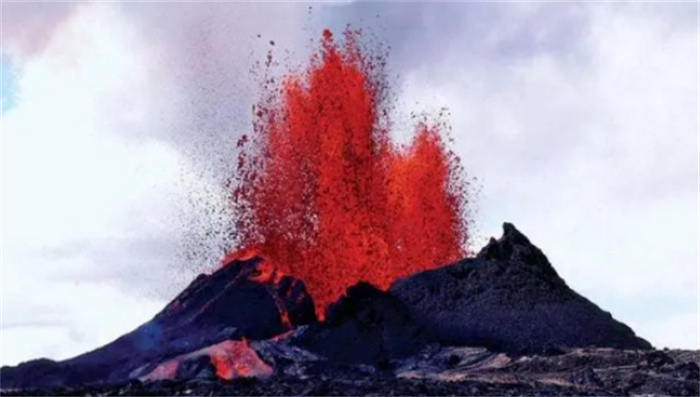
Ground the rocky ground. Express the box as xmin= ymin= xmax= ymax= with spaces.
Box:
xmin=3 ymin=347 xmax=697 ymax=396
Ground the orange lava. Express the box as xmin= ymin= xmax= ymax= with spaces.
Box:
xmin=141 ymin=340 xmax=273 ymax=381
xmin=208 ymin=340 xmax=273 ymax=380
xmin=231 ymin=28 xmax=471 ymax=315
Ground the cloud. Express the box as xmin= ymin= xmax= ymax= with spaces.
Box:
xmin=1 ymin=3 xmax=195 ymax=365
xmin=117 ymin=3 xmax=310 ymax=168
xmin=1 ymin=2 xmax=80 ymax=57
xmin=323 ymin=3 xmax=591 ymax=73
xmin=1 ymin=280 xmax=164 ymax=365
xmin=644 ymin=312 xmax=700 ymax=350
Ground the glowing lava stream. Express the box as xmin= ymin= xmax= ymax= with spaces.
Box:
xmin=229 ymin=28 xmax=472 ymax=316
xmin=141 ymin=340 xmax=273 ymax=381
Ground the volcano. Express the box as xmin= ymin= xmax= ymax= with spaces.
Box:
xmin=2 ymin=29 xmax=697 ymax=397
xmin=390 ymin=223 xmax=653 ymax=354
xmin=2 ymin=224 xmax=697 ymax=396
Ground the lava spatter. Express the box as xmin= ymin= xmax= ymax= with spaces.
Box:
xmin=231 ymin=28 xmax=472 ymax=315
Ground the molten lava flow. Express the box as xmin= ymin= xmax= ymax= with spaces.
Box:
xmin=208 ymin=340 xmax=273 ymax=380
xmin=141 ymin=340 xmax=273 ymax=381
xmin=231 ymin=28 xmax=471 ymax=315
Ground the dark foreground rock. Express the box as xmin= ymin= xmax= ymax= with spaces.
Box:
xmin=390 ymin=223 xmax=652 ymax=354
xmin=2 ymin=348 xmax=697 ymax=396
xmin=0 ymin=257 xmax=316 ymax=389
xmin=292 ymin=282 xmax=430 ymax=365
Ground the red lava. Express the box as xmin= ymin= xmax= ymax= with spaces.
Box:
xmin=230 ymin=28 xmax=471 ymax=316
xmin=142 ymin=340 xmax=273 ymax=381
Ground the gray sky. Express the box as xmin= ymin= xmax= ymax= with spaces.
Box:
xmin=1 ymin=1 xmax=698 ymax=366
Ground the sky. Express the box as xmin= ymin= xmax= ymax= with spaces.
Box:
xmin=1 ymin=1 xmax=698 ymax=366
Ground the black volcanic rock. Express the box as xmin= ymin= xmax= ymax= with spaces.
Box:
xmin=0 ymin=257 xmax=315 ymax=389
xmin=389 ymin=223 xmax=652 ymax=354
xmin=4 ymin=348 xmax=697 ymax=396
xmin=292 ymin=282 xmax=430 ymax=366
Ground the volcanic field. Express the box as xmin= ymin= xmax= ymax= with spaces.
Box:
xmin=1 ymin=29 xmax=697 ymax=396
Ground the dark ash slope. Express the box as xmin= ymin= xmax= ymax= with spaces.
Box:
xmin=390 ymin=223 xmax=652 ymax=354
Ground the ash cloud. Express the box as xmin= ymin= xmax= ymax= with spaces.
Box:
xmin=110 ymin=4 xmax=319 ymax=281
xmin=320 ymin=3 xmax=590 ymax=71
xmin=118 ymin=3 xmax=312 ymax=169
xmin=1 ymin=3 xmax=79 ymax=57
